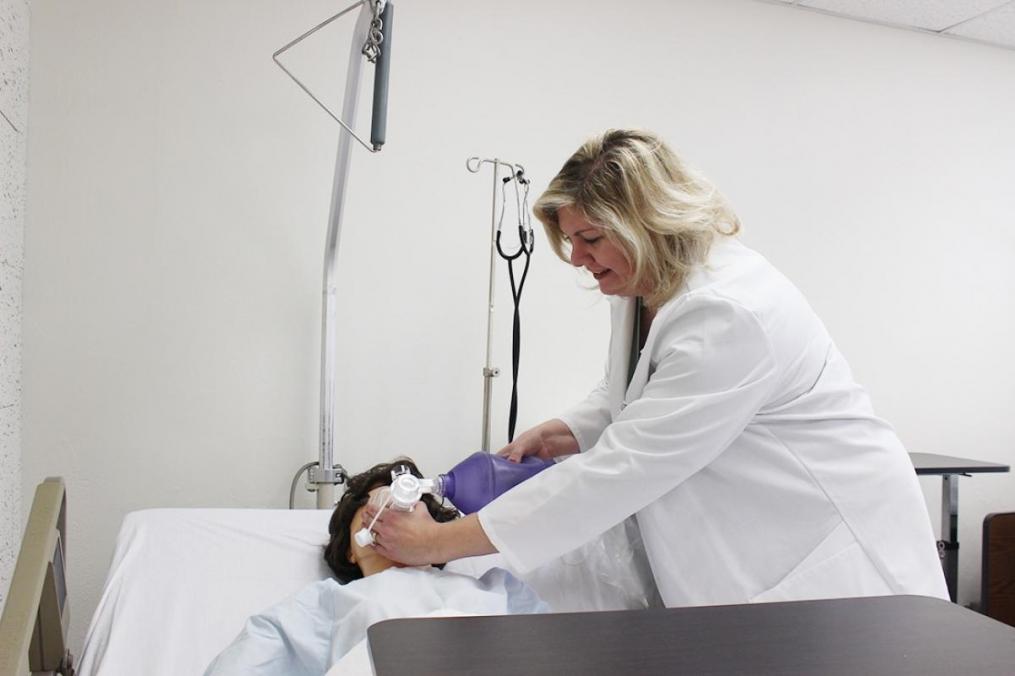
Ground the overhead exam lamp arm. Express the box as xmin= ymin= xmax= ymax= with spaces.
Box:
xmin=275 ymin=0 xmax=394 ymax=509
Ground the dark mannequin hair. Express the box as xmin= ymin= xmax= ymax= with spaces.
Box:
xmin=324 ymin=458 xmax=460 ymax=584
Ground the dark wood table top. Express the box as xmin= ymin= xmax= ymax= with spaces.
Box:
xmin=909 ymin=452 xmax=1010 ymax=475
xmin=368 ymin=595 xmax=1015 ymax=675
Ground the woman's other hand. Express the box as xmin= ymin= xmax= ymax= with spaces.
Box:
xmin=497 ymin=418 xmax=579 ymax=463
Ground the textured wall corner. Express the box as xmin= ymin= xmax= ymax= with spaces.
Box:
xmin=0 ymin=0 xmax=29 ymax=612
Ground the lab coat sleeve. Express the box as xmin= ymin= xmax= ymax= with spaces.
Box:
xmin=478 ymin=293 xmax=779 ymax=574
xmin=556 ymin=376 xmax=610 ymax=452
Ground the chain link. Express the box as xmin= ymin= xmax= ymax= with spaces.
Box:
xmin=362 ymin=0 xmax=385 ymax=63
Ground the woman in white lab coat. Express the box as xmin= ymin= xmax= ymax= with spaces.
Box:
xmin=367 ymin=129 xmax=948 ymax=606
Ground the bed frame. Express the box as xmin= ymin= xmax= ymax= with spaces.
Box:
xmin=0 ymin=477 xmax=74 ymax=675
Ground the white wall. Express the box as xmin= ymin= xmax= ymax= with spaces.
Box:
xmin=0 ymin=0 xmax=28 ymax=613
xmin=22 ymin=0 xmax=1015 ymax=651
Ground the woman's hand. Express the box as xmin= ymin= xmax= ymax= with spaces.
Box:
xmin=364 ymin=505 xmax=498 ymax=565
xmin=364 ymin=501 xmax=442 ymax=566
xmin=497 ymin=418 xmax=579 ymax=463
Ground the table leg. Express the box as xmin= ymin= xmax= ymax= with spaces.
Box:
xmin=939 ymin=474 xmax=959 ymax=603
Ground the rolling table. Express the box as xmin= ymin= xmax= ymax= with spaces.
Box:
xmin=909 ymin=452 xmax=1010 ymax=602
xmin=368 ymin=595 xmax=1015 ymax=675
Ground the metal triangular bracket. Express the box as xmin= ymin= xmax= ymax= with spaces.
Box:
xmin=273 ymin=0 xmax=390 ymax=153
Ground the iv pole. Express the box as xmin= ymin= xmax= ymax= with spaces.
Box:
xmin=275 ymin=0 xmax=394 ymax=508
xmin=466 ymin=156 xmax=526 ymax=453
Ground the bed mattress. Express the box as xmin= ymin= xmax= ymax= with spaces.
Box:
xmin=77 ymin=508 xmax=333 ymax=676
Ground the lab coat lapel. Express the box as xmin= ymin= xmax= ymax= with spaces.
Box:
xmin=615 ymin=296 xmax=678 ymax=418
xmin=608 ymin=297 xmax=636 ymax=418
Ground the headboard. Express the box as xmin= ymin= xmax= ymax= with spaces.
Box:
xmin=0 ymin=477 xmax=73 ymax=675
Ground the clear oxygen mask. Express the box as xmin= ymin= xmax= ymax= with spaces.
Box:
xmin=353 ymin=465 xmax=439 ymax=547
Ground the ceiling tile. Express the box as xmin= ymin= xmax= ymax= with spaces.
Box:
xmin=946 ymin=1 xmax=1015 ymax=48
xmin=800 ymin=0 xmax=1012 ymax=31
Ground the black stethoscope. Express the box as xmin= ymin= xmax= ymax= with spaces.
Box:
xmin=496 ymin=169 xmax=535 ymax=442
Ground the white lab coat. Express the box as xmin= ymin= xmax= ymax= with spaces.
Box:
xmin=479 ymin=237 xmax=948 ymax=606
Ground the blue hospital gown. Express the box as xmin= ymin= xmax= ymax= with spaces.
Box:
xmin=204 ymin=566 xmax=547 ymax=676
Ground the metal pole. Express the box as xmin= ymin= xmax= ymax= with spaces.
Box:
xmin=466 ymin=157 xmax=525 ymax=453
xmin=312 ymin=3 xmax=373 ymax=508
xmin=480 ymin=161 xmax=501 ymax=452
xmin=940 ymin=474 xmax=960 ymax=602
xmin=276 ymin=0 xmax=395 ymax=507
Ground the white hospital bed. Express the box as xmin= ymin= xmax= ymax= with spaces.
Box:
xmin=3 ymin=479 xmax=658 ymax=675
xmin=77 ymin=508 xmax=336 ymax=675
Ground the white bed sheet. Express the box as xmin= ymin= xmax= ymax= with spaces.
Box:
xmin=78 ymin=508 xmax=659 ymax=676
xmin=78 ymin=508 xmax=334 ymax=676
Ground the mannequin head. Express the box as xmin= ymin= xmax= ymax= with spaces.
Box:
xmin=324 ymin=458 xmax=459 ymax=583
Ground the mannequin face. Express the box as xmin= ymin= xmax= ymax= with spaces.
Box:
xmin=348 ymin=486 xmax=400 ymax=577
xmin=558 ymin=205 xmax=639 ymax=297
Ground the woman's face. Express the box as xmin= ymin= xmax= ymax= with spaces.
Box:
xmin=558 ymin=205 xmax=638 ymax=297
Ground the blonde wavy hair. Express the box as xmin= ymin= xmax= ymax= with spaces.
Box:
xmin=533 ymin=129 xmax=740 ymax=310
